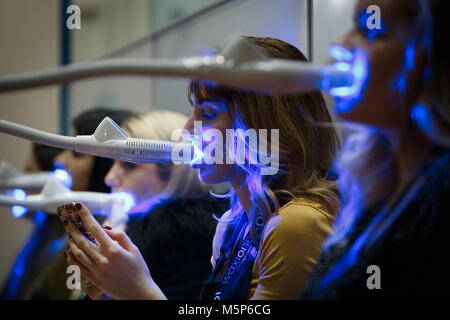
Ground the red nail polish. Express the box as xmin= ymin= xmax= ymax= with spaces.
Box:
xmin=102 ymin=225 xmax=112 ymax=230
xmin=75 ymin=203 xmax=82 ymax=210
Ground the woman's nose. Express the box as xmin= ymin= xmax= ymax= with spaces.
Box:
xmin=104 ymin=162 xmax=120 ymax=189
xmin=331 ymin=31 xmax=356 ymax=59
xmin=54 ymin=150 xmax=68 ymax=170
xmin=183 ymin=114 xmax=195 ymax=135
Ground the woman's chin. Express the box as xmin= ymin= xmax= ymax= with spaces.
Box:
xmin=195 ymin=165 xmax=221 ymax=185
xmin=197 ymin=166 xmax=212 ymax=184
xmin=335 ymin=98 xmax=358 ymax=116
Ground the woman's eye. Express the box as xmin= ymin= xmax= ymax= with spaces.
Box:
xmin=71 ymin=150 xmax=84 ymax=158
xmin=357 ymin=12 xmax=386 ymax=41
xmin=120 ymin=161 xmax=137 ymax=171
xmin=203 ymin=112 xmax=217 ymax=120
xmin=359 ymin=25 xmax=385 ymax=41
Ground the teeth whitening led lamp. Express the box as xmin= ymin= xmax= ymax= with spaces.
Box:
xmin=0 ymin=161 xmax=72 ymax=190
xmin=0 ymin=179 xmax=134 ymax=227
xmin=0 ymin=36 xmax=363 ymax=164
xmin=0 ymin=36 xmax=355 ymax=94
xmin=0 ymin=117 xmax=195 ymax=164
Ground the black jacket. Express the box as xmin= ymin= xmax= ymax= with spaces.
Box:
xmin=125 ymin=195 xmax=228 ymax=300
xmin=300 ymin=151 xmax=450 ymax=299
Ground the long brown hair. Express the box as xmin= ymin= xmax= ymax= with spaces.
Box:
xmin=189 ymin=36 xmax=340 ymax=245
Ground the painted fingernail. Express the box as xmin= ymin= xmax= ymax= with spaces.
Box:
xmin=75 ymin=202 xmax=82 ymax=210
xmin=64 ymin=204 xmax=71 ymax=211
xmin=102 ymin=225 xmax=112 ymax=230
xmin=70 ymin=202 xmax=77 ymax=211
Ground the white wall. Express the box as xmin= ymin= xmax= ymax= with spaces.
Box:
xmin=312 ymin=0 xmax=357 ymax=64
xmin=0 ymin=0 xmax=60 ymax=288
xmin=68 ymin=41 xmax=153 ymax=122
xmin=71 ymin=0 xmax=153 ymax=63
xmin=151 ymin=0 xmax=309 ymax=115
xmin=69 ymin=0 xmax=309 ymax=120
xmin=312 ymin=0 xmax=358 ymax=111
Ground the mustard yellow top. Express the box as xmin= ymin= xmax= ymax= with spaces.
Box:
xmin=211 ymin=198 xmax=334 ymax=300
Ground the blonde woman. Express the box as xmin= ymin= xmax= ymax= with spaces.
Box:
xmin=85 ymin=110 xmax=226 ymax=299
xmin=300 ymin=0 xmax=450 ymax=299
xmin=60 ymin=37 xmax=340 ymax=300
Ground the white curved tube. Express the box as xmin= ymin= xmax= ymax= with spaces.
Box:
xmin=0 ymin=117 xmax=194 ymax=164
xmin=0 ymin=36 xmax=353 ymax=94
xmin=0 ymin=58 xmax=353 ymax=94
xmin=0 ymin=179 xmax=131 ymax=228
xmin=0 ymin=119 xmax=75 ymax=149
xmin=0 ymin=161 xmax=72 ymax=190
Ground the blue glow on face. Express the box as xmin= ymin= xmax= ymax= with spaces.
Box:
xmin=186 ymin=135 xmax=205 ymax=165
xmin=334 ymin=62 xmax=352 ymax=72
xmin=192 ymin=144 xmax=205 ymax=164
xmin=329 ymin=48 xmax=369 ymax=112
xmin=12 ymin=205 xmax=28 ymax=218
xmin=54 ymin=168 xmax=72 ymax=188
xmin=13 ymin=188 xmax=26 ymax=200
xmin=113 ymin=191 xmax=136 ymax=213
xmin=328 ymin=45 xmax=353 ymax=62
xmin=202 ymin=130 xmax=213 ymax=141
xmin=11 ymin=189 xmax=27 ymax=218
xmin=358 ymin=10 xmax=386 ymax=42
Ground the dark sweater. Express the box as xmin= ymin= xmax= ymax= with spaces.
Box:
xmin=125 ymin=195 xmax=229 ymax=300
xmin=299 ymin=151 xmax=450 ymax=299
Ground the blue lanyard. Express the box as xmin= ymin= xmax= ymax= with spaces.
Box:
xmin=202 ymin=214 xmax=258 ymax=300
xmin=220 ymin=232 xmax=255 ymax=286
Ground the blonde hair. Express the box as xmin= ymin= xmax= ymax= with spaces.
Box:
xmin=122 ymin=110 xmax=209 ymax=200
xmin=190 ymin=37 xmax=340 ymax=246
